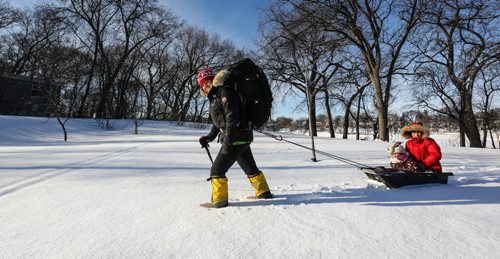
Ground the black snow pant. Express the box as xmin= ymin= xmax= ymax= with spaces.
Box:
xmin=210 ymin=143 xmax=259 ymax=178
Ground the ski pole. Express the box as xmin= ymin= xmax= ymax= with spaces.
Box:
xmin=203 ymin=146 xmax=214 ymax=182
xmin=204 ymin=146 xmax=213 ymax=164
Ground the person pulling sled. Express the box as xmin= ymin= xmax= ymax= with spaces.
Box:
xmin=197 ymin=59 xmax=274 ymax=208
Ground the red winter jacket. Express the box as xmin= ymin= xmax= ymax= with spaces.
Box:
xmin=405 ymin=137 xmax=443 ymax=173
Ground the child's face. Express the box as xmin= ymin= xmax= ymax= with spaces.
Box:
xmin=411 ymin=131 xmax=423 ymax=138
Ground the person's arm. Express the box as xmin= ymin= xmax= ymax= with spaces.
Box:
xmin=422 ymin=139 xmax=442 ymax=167
xmin=221 ymin=87 xmax=240 ymax=153
xmin=206 ymin=124 xmax=219 ymax=142
xmin=405 ymin=141 xmax=425 ymax=171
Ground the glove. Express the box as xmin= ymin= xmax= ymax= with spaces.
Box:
xmin=199 ymin=136 xmax=210 ymax=149
xmin=416 ymin=162 xmax=426 ymax=172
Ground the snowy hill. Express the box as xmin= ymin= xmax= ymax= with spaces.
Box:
xmin=1 ymin=115 xmax=499 ymax=258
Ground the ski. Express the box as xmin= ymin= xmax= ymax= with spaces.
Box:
xmin=200 ymin=194 xmax=276 ymax=208
xmin=199 ymin=202 xmax=216 ymax=208
xmin=246 ymin=194 xmax=275 ymax=200
xmin=199 ymin=201 xmax=228 ymax=208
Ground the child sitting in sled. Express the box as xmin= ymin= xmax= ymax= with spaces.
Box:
xmin=386 ymin=142 xmax=418 ymax=172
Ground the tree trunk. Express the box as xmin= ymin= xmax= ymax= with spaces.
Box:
xmin=146 ymin=93 xmax=154 ymax=120
xmin=368 ymin=72 xmax=388 ymax=141
xmin=482 ymin=121 xmax=488 ymax=148
xmin=78 ymin=47 xmax=98 ymax=117
xmin=342 ymin=106 xmax=350 ymax=139
xmin=355 ymin=96 xmax=362 ymax=140
xmin=96 ymin=79 xmax=112 ymax=118
xmin=458 ymin=112 xmax=466 ymax=147
xmin=373 ymin=119 xmax=379 ymax=140
xmin=463 ymin=97 xmax=482 ymax=147
xmin=464 ymin=114 xmax=483 ymax=147
xmin=489 ymin=129 xmax=496 ymax=149
xmin=56 ymin=116 xmax=68 ymax=142
xmin=306 ymin=87 xmax=317 ymax=137
xmin=323 ymin=90 xmax=335 ymax=138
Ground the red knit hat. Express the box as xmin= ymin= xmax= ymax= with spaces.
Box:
xmin=197 ymin=68 xmax=215 ymax=87
xmin=400 ymin=121 xmax=430 ymax=139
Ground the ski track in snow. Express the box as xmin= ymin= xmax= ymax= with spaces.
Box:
xmin=0 ymin=142 xmax=155 ymax=197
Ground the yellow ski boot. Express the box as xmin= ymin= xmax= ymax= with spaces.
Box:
xmin=248 ymin=171 xmax=273 ymax=199
xmin=200 ymin=177 xmax=228 ymax=208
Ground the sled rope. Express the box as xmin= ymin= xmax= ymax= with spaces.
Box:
xmin=255 ymin=129 xmax=373 ymax=169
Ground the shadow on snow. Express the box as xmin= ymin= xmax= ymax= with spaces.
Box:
xmin=230 ymin=183 xmax=500 ymax=207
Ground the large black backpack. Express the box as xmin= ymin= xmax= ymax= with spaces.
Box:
xmin=226 ymin=58 xmax=273 ymax=129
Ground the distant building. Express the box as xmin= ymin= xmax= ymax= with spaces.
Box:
xmin=0 ymin=73 xmax=56 ymax=116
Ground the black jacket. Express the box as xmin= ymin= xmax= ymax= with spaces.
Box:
xmin=206 ymin=85 xmax=253 ymax=147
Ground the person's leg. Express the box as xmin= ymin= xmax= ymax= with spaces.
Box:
xmin=209 ymin=176 xmax=228 ymax=208
xmin=208 ymin=145 xmax=256 ymax=207
xmin=236 ymin=145 xmax=273 ymax=199
xmin=235 ymin=144 xmax=258 ymax=176
xmin=208 ymin=150 xmax=239 ymax=208
xmin=210 ymin=149 xmax=239 ymax=178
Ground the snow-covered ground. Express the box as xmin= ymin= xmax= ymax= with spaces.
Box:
xmin=1 ymin=115 xmax=499 ymax=258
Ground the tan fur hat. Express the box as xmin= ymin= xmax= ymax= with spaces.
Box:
xmin=400 ymin=121 xmax=430 ymax=139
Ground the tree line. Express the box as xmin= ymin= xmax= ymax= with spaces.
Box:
xmin=0 ymin=0 xmax=246 ymax=123
xmin=0 ymin=0 xmax=499 ymax=148
xmin=268 ymin=108 xmax=500 ymax=148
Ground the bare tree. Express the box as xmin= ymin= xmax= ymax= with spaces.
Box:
xmin=2 ymin=5 xmax=63 ymax=76
xmin=33 ymin=5 xmax=76 ymax=141
xmin=133 ymin=27 xmax=178 ymax=119
xmin=0 ymin=0 xmax=19 ymax=30
xmin=286 ymin=0 xmax=427 ymax=141
xmin=59 ymin=0 xmax=117 ymax=117
xmin=476 ymin=67 xmax=500 ymax=147
xmin=61 ymin=0 xmax=178 ymax=119
xmin=329 ymin=59 xmax=371 ymax=139
xmin=412 ymin=64 xmax=465 ymax=135
xmin=258 ymin=1 xmax=343 ymax=136
xmin=414 ymin=0 xmax=500 ymax=147
xmin=0 ymin=1 xmax=19 ymax=73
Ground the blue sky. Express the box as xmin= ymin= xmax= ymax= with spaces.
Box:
xmin=162 ymin=0 xmax=269 ymax=51
xmin=9 ymin=0 xmax=306 ymax=118
xmin=11 ymin=0 xmax=269 ymax=51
